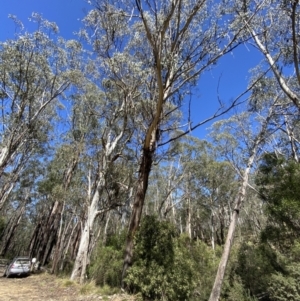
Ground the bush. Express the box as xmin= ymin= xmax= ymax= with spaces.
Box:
xmin=234 ymin=241 xmax=283 ymax=298
xmin=268 ymin=263 xmax=300 ymax=301
xmin=125 ymin=216 xmax=216 ymax=301
xmin=88 ymin=231 xmax=126 ymax=287
xmin=221 ymin=274 xmax=258 ymax=301
xmin=125 ymin=215 xmax=178 ymax=300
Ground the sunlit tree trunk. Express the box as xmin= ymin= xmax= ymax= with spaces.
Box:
xmin=71 ymin=120 xmax=128 ymax=282
xmin=70 ymin=186 xmax=101 ymax=283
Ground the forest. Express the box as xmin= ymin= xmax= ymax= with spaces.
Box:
xmin=0 ymin=0 xmax=300 ymax=300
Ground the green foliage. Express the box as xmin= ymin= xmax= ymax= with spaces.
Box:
xmin=134 ymin=215 xmax=176 ymax=270
xmin=234 ymin=242 xmax=282 ymax=299
xmin=268 ymin=263 xmax=300 ymax=301
xmin=253 ymin=155 xmax=300 ymax=299
xmin=88 ymin=232 xmax=126 ymax=287
xmin=220 ymin=243 xmax=258 ymax=301
xmin=125 ymin=216 xmax=217 ymax=301
xmin=222 ymin=238 xmax=300 ymax=301
xmin=256 ymin=153 xmax=300 ymax=210
xmin=182 ymin=236 xmax=221 ymax=301
xmin=222 ymin=275 xmax=257 ymax=301
xmin=125 ymin=215 xmax=177 ymax=300
xmin=256 ymin=154 xmax=300 ymax=249
xmin=90 ymin=245 xmax=123 ymax=287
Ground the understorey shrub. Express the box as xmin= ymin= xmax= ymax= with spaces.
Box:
xmin=125 ymin=215 xmax=215 ymax=301
xmin=88 ymin=231 xmax=126 ymax=287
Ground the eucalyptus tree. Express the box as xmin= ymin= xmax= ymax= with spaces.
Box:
xmin=94 ymin=0 xmax=249 ymax=281
xmin=78 ymin=0 xmax=252 ymax=283
xmin=236 ymin=0 xmax=300 ymax=110
xmin=17 ymin=38 xmax=97 ymax=268
xmin=0 ymin=154 xmax=43 ymax=257
xmin=68 ymin=42 xmax=138 ymax=282
xmin=0 ymin=190 xmax=29 ymax=256
xmin=28 ymin=141 xmax=88 ymax=267
xmin=186 ymin=150 xmax=237 ymax=247
xmin=69 ymin=84 xmax=136 ymax=282
xmin=207 ymin=76 xmax=291 ymax=300
xmin=169 ymin=136 xmax=238 ymax=245
xmin=143 ymin=144 xmax=186 ymax=222
xmin=0 ymin=14 xmax=73 ymax=210
xmin=41 ymin=41 xmax=104 ymax=273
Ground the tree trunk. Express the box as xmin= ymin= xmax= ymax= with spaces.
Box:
xmin=38 ymin=200 xmax=63 ymax=265
xmin=122 ymin=147 xmax=154 ymax=283
xmin=186 ymin=172 xmax=192 ymax=239
xmin=0 ymin=181 xmax=17 ymax=211
xmin=0 ymin=161 xmax=24 ymax=211
xmin=70 ymin=189 xmax=99 ymax=283
xmin=70 ymin=221 xmax=91 ymax=283
xmin=186 ymin=197 xmax=192 ymax=239
xmin=0 ymin=204 xmax=25 ymax=255
xmin=284 ymin=115 xmax=299 ymax=162
xmin=211 ymin=211 xmax=215 ymax=251
xmin=208 ymin=205 xmax=241 ymax=301
xmin=208 ymin=106 xmax=274 ymax=301
xmin=60 ymin=220 xmax=79 ymax=272
xmin=51 ymin=203 xmax=74 ymax=274
xmin=209 ymin=169 xmax=253 ymax=300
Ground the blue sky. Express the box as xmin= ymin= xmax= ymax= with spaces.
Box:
xmin=0 ymin=0 xmax=263 ymax=139
xmin=0 ymin=0 xmax=90 ymax=40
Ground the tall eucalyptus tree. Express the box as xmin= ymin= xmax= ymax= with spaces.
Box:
xmin=68 ymin=42 xmax=138 ymax=282
xmin=170 ymin=137 xmax=238 ymax=244
xmin=115 ymin=0 xmax=248 ymax=280
xmin=36 ymin=41 xmax=102 ymax=272
xmin=208 ymin=76 xmax=291 ymax=300
xmin=81 ymin=0 xmax=254 ymax=282
xmin=0 ymin=15 xmax=73 ymax=210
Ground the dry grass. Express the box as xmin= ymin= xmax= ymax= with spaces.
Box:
xmin=0 ymin=272 xmax=136 ymax=301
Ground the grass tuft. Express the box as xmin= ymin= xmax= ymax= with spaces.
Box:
xmin=79 ymin=281 xmax=97 ymax=295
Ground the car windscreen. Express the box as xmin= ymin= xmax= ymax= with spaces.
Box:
xmin=15 ymin=259 xmax=30 ymax=265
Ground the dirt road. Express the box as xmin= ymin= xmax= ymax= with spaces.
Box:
xmin=0 ymin=273 xmax=132 ymax=301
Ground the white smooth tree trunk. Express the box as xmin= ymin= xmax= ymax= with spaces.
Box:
xmin=70 ymin=189 xmax=100 ymax=283
xmin=70 ymin=124 xmax=126 ymax=283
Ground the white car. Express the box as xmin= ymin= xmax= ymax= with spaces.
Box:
xmin=3 ymin=257 xmax=31 ymax=278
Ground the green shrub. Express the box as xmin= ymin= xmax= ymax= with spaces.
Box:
xmin=125 ymin=216 xmax=216 ymax=301
xmin=88 ymin=232 xmax=126 ymax=287
xmin=221 ymin=274 xmax=257 ymax=301
xmin=234 ymin=241 xmax=282 ymax=298
xmin=125 ymin=215 xmax=177 ymax=300
xmin=268 ymin=263 xmax=300 ymax=301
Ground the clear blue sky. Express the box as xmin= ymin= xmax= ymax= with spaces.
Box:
xmin=0 ymin=0 xmax=263 ymax=139
xmin=190 ymin=45 xmax=262 ymax=138
xmin=0 ymin=0 xmax=90 ymax=40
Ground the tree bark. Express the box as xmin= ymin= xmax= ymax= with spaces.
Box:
xmin=122 ymin=147 xmax=154 ymax=283
xmin=39 ymin=200 xmax=63 ymax=265
xmin=70 ymin=188 xmax=100 ymax=283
